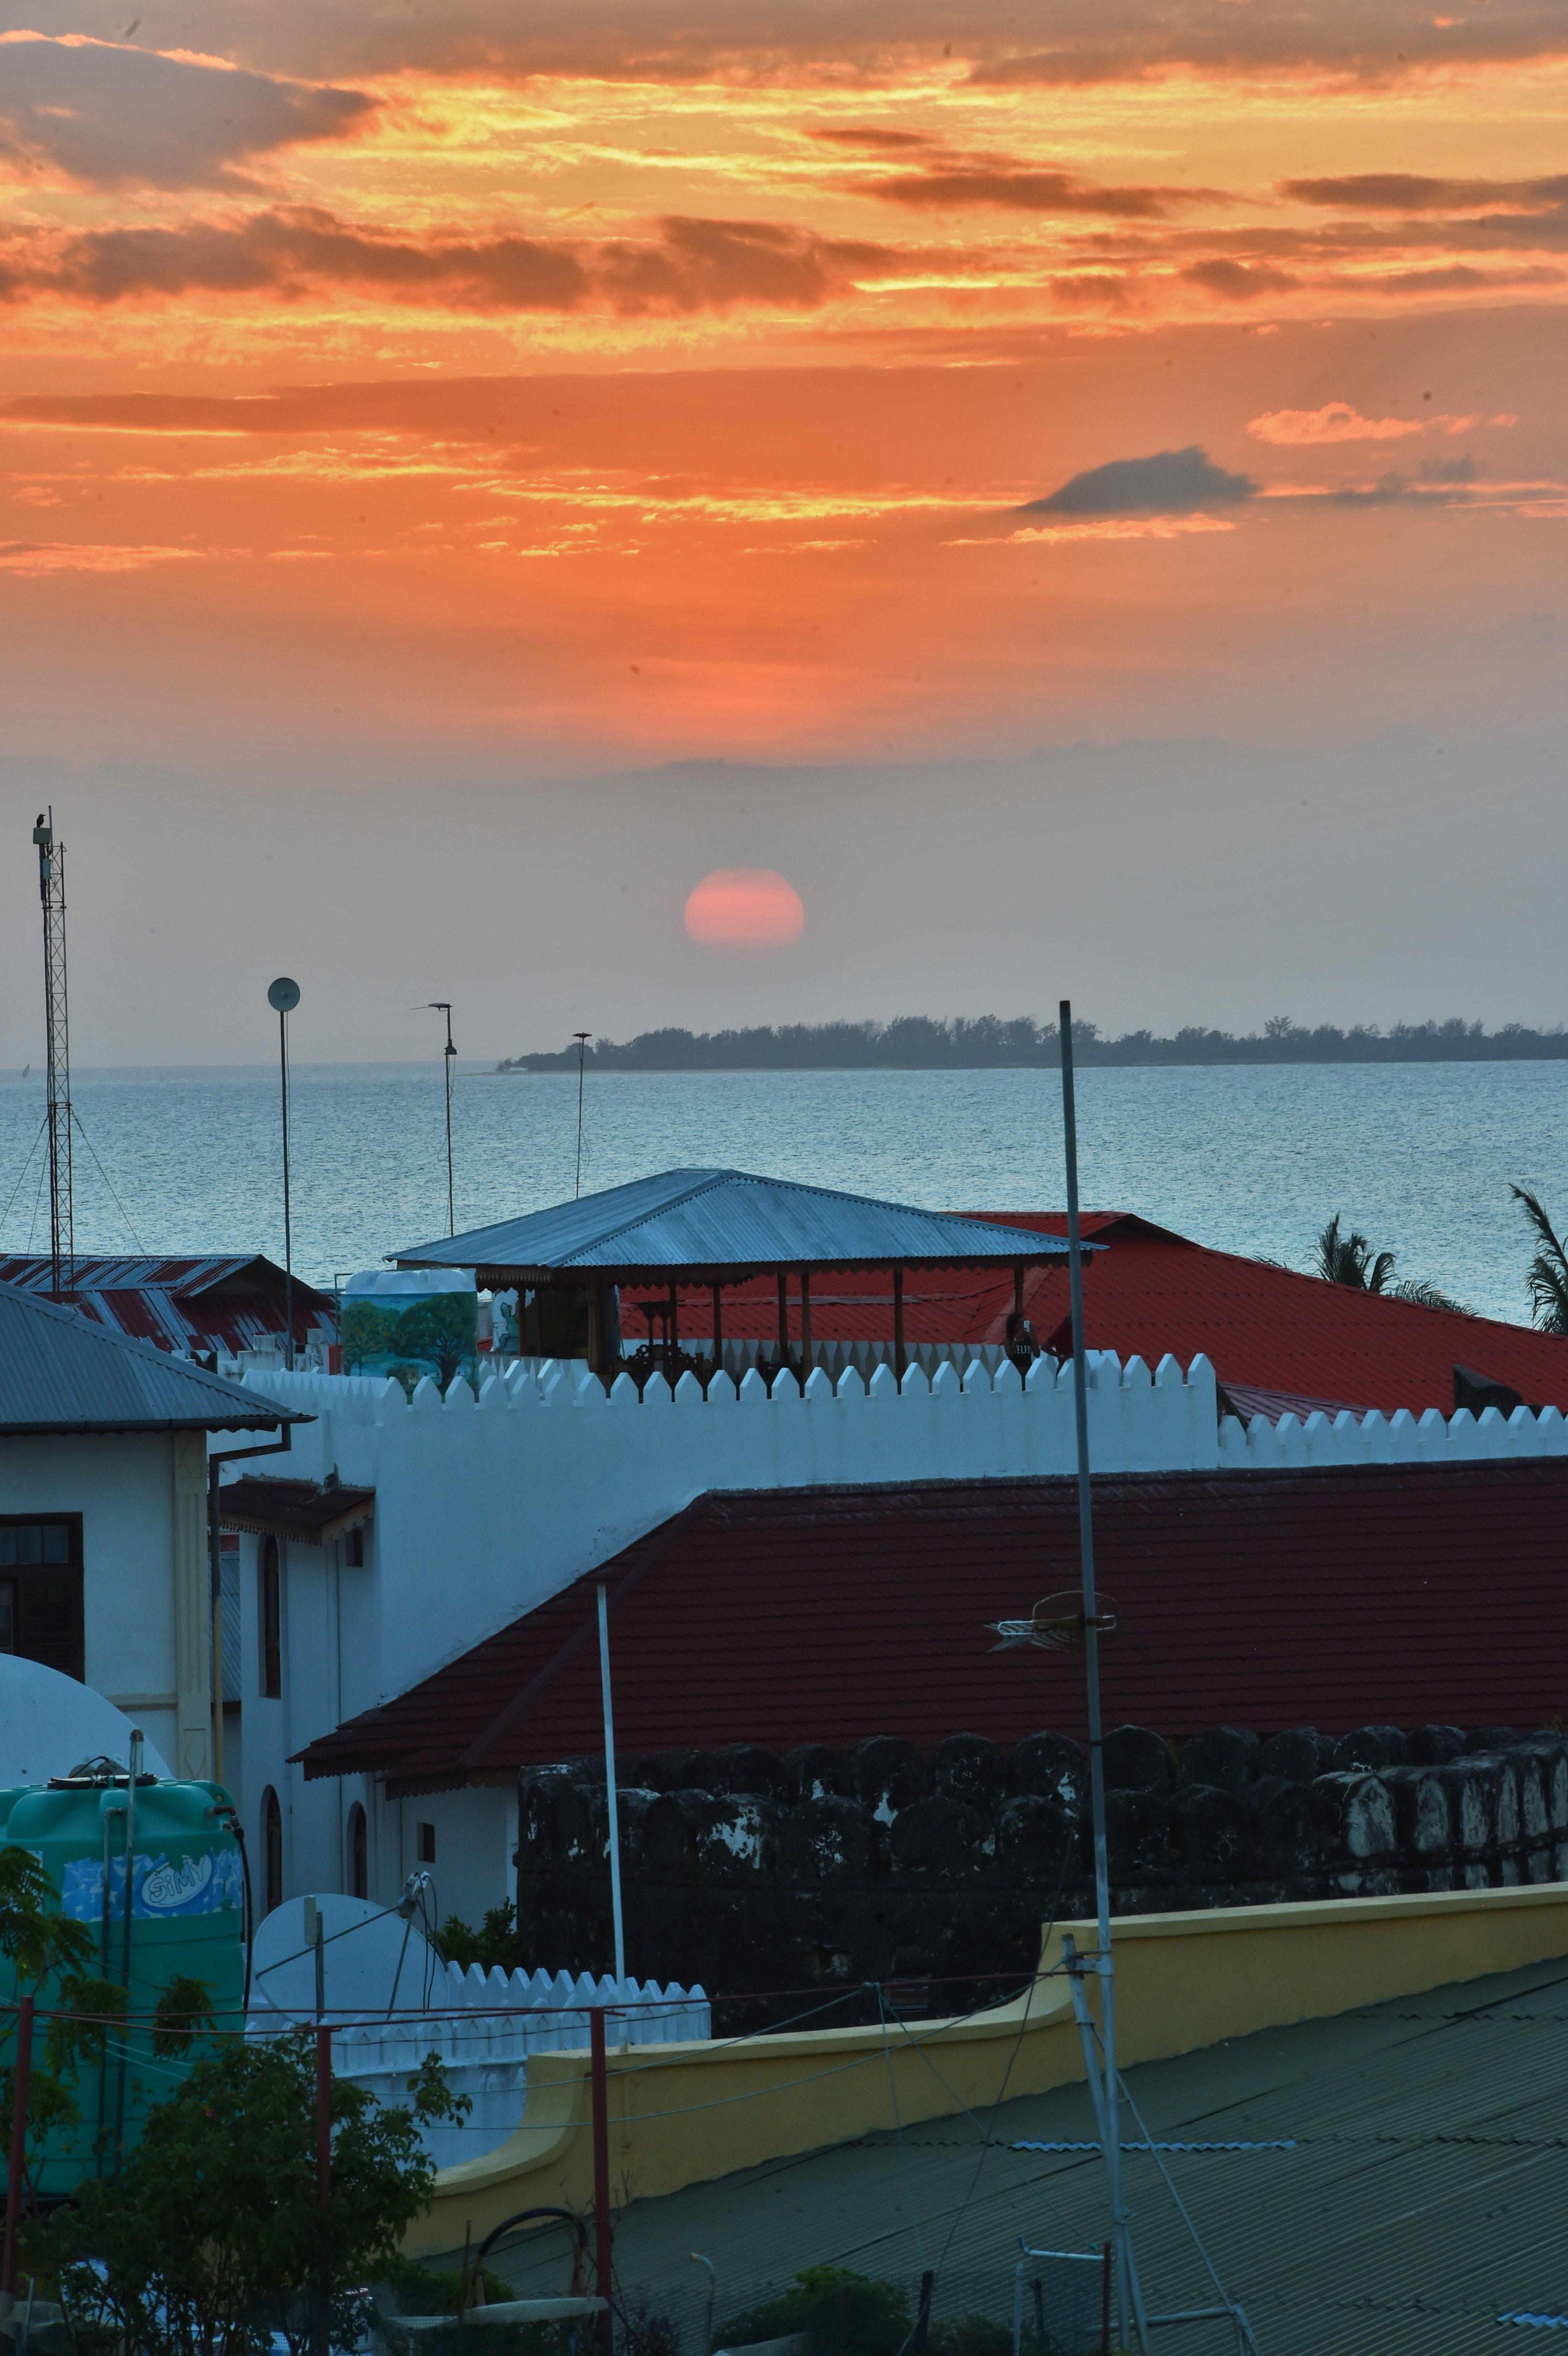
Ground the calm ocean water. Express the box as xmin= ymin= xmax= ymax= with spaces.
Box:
xmin=0 ymin=1060 xmax=1564 ymax=1325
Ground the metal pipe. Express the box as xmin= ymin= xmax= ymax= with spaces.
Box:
xmin=314 ymin=2023 xmax=332 ymax=2356
xmin=597 ymin=1586 xmax=626 ymax=1987
xmin=112 ymin=1730 xmax=142 ymax=2173
xmin=279 ymin=1008 xmax=293 ymax=1369
xmin=1059 ymin=1000 xmax=1145 ymax=2355
xmin=893 ymin=1268 xmax=905 ymax=1383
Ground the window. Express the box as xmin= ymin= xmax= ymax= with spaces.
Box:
xmin=343 ymin=1526 xmax=365 ymax=1568
xmin=0 ymin=1517 xmax=84 ymax=1680
xmin=261 ymin=1786 xmax=283 ymax=1917
xmin=260 ymin=1537 xmax=281 ymax=1699
xmin=416 ymin=1822 xmax=436 ymax=1865
xmin=348 ymin=1802 xmax=368 ymax=1899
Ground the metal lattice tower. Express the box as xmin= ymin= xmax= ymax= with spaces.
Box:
xmin=32 ymin=810 xmax=74 ymax=1297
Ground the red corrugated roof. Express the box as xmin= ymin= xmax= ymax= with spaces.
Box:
xmin=626 ymin=1211 xmax=1568 ymax=1416
xmin=0 ymin=1255 xmax=335 ymax=1354
xmin=295 ymin=1457 xmax=1568 ymax=1793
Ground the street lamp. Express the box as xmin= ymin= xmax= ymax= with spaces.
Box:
xmin=267 ymin=977 xmax=301 ymax=1368
xmin=423 ymin=1002 xmax=457 ymax=1236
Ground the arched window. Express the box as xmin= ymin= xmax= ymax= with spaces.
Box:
xmin=347 ymin=1802 xmax=368 ymax=1899
xmin=260 ymin=1538 xmax=281 ymax=1699
xmin=261 ymin=1785 xmax=283 ymax=1917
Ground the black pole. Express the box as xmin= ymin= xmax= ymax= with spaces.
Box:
xmin=444 ymin=1018 xmax=456 ymax=1236
xmin=574 ymin=1032 xmax=591 ymax=1198
xmin=279 ymin=1006 xmax=294 ymax=1370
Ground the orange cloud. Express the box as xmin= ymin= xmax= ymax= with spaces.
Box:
xmin=1248 ymin=404 xmax=1426 ymax=445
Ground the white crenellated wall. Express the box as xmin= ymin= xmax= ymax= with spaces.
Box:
xmin=239 ymin=1349 xmax=1220 ymax=1707
xmin=1219 ymin=1399 xmax=1568 ymax=1470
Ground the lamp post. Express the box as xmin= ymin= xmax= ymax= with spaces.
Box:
xmin=267 ymin=977 xmax=300 ymax=1368
xmin=424 ymin=1002 xmax=457 ymax=1236
xmin=574 ymin=1032 xmax=591 ymax=1199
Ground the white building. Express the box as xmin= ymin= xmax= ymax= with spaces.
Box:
xmin=0 ymin=1276 xmax=300 ymax=1791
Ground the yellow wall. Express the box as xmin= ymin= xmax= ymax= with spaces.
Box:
xmin=410 ymin=1881 xmax=1568 ymax=2256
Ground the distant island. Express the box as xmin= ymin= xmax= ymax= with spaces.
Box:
xmin=499 ymin=1017 xmax=1568 ymax=1073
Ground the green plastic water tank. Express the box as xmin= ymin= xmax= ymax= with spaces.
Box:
xmin=0 ymin=1774 xmax=245 ymax=2195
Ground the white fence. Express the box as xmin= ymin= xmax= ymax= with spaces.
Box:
xmin=251 ymin=1963 xmax=709 ymax=2167
xmin=1219 ymin=1399 xmax=1568 ymax=1469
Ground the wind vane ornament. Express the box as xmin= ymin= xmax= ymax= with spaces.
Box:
xmin=988 ymin=1592 xmax=1119 ymax=1651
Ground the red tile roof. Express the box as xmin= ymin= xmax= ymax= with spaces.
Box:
xmin=295 ymin=1457 xmax=1568 ymax=1794
xmin=626 ymin=1211 xmax=1568 ymax=1417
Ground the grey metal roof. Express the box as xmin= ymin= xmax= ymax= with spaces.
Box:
xmin=393 ymin=1168 xmax=1082 ymax=1283
xmin=473 ymin=1953 xmax=1568 ymax=2356
xmin=0 ymin=1279 xmax=308 ymax=1436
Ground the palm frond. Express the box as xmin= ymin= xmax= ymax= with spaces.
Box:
xmin=1511 ymin=1183 xmax=1568 ymax=1335
xmin=1389 ymin=1278 xmax=1476 ymax=1316
xmin=1365 ymin=1249 xmax=1398 ymax=1295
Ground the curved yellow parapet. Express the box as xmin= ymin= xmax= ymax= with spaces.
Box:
xmin=411 ymin=1880 xmax=1568 ymax=2258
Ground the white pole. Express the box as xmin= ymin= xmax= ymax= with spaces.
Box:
xmin=1060 ymin=998 xmax=1147 ymax=2354
xmin=597 ymin=1583 xmax=626 ymax=1988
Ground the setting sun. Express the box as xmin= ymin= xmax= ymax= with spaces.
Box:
xmin=684 ymin=869 xmax=806 ymax=948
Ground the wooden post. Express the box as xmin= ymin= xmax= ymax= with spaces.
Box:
xmin=776 ymin=1272 xmax=789 ymax=1365
xmin=2 ymin=1992 xmax=33 ymax=2295
xmin=710 ymin=1283 xmax=723 ymax=1374
xmin=314 ymin=2023 xmax=332 ymax=2356
xmin=587 ymin=1286 xmax=603 ymax=1383
xmin=799 ymin=1271 xmax=812 ymax=1383
xmin=893 ymin=1267 xmax=905 ymax=1384
xmin=1014 ymin=1263 xmax=1025 ymax=1323
xmin=590 ymin=2009 xmax=613 ymax=2356
xmin=667 ymin=1284 xmax=679 ymax=1376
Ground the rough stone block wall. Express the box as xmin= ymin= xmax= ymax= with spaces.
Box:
xmin=515 ymin=1723 xmax=1568 ymax=2030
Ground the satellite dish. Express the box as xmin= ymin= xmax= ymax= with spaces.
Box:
xmin=0 ymin=1656 xmax=173 ymax=1788
xmin=267 ymin=976 xmax=301 ymax=1013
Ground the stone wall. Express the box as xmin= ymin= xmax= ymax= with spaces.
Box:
xmin=515 ymin=1721 xmax=1568 ymax=2029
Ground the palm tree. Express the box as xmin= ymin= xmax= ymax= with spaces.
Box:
xmin=1314 ymin=1213 xmax=1396 ymax=1293
xmin=1312 ymin=1212 xmax=1472 ymax=1315
xmin=1510 ymin=1183 xmax=1568 ymax=1334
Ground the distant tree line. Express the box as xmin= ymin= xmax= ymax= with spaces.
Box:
xmin=499 ymin=1014 xmax=1568 ymax=1074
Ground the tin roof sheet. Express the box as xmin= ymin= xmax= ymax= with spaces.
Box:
xmin=0 ymin=1279 xmax=307 ymax=1435
xmin=473 ymin=1954 xmax=1568 ymax=2356
xmin=0 ymin=1254 xmax=336 ymax=1355
xmin=392 ymin=1169 xmax=1078 ymax=1282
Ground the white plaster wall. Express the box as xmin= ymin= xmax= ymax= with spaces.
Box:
xmin=240 ymin=1350 xmax=1221 ymax=1716
xmin=0 ymin=1431 xmax=178 ymax=1771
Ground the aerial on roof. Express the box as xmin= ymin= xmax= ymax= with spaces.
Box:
xmin=0 ymin=1280 xmax=307 ymax=1436
xmin=0 ymin=1254 xmax=336 ymax=1356
xmin=392 ymin=1167 xmax=1083 ymax=1284
xmin=296 ymin=1455 xmax=1568 ymax=1793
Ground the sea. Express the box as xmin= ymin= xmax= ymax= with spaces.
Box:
xmin=1 ymin=1059 xmax=1565 ymax=1326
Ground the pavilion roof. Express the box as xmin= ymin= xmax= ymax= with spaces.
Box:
xmin=392 ymin=1167 xmax=1084 ymax=1287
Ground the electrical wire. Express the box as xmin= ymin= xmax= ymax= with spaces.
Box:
xmin=24 ymin=1146 xmax=49 ymax=1254
xmin=876 ymin=1981 xmax=928 ymax=2274
xmin=69 ymin=1108 xmax=144 ymax=1252
xmin=0 ymin=1112 xmax=47 ymax=1231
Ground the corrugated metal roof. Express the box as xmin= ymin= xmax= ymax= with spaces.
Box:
xmin=295 ymin=1455 xmax=1568 ymax=1788
xmin=624 ymin=1209 xmax=1568 ymax=1418
xmin=0 ymin=1279 xmax=308 ymax=1435
xmin=218 ymin=1475 xmax=374 ymax=1541
xmin=392 ymin=1170 xmax=1078 ymax=1282
xmin=475 ymin=1954 xmax=1568 ymax=2356
xmin=0 ymin=1254 xmax=335 ymax=1355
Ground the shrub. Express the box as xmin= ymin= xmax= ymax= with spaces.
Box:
xmin=717 ymin=2267 xmax=910 ymax=2356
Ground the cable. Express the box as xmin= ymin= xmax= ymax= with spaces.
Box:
xmin=876 ymin=1981 xmax=928 ymax=2275
xmin=1113 ymin=2071 xmax=1259 ymax=2353
xmin=69 ymin=1108 xmax=144 ymax=1252
xmin=0 ymin=1113 xmax=47 ymax=1231
xmin=24 ymin=1146 xmax=48 ymax=1254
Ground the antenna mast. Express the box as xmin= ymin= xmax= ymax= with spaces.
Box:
xmin=32 ymin=810 xmax=73 ymax=1298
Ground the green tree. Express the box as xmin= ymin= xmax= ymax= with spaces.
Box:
xmin=717 ymin=2267 xmax=911 ymax=2356
xmin=434 ymin=1900 xmax=524 ymax=1975
xmin=42 ymin=2036 xmax=469 ymax=2356
xmin=1311 ymin=1214 xmax=1471 ymax=1315
xmin=1511 ymin=1183 xmax=1568 ymax=1334
xmin=0 ymin=1844 xmax=131 ymax=2200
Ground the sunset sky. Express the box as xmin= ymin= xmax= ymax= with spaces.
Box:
xmin=3 ymin=1 xmax=1568 ymax=1059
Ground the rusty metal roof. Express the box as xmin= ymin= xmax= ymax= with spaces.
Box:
xmin=0 ymin=1254 xmax=336 ymax=1356
xmin=393 ymin=1168 xmax=1081 ymax=1286
xmin=0 ymin=1279 xmax=308 ymax=1435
